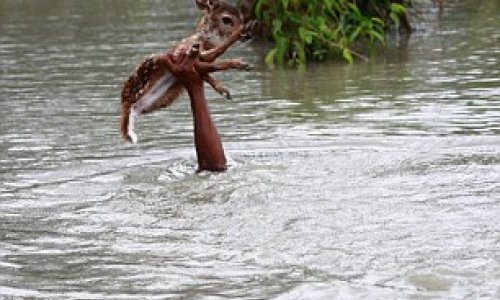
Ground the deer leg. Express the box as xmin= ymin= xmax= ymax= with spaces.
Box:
xmin=199 ymin=26 xmax=247 ymax=62
xmin=199 ymin=20 xmax=257 ymax=62
xmin=202 ymin=74 xmax=231 ymax=100
xmin=196 ymin=59 xmax=252 ymax=74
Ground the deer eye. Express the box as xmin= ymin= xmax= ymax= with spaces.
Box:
xmin=221 ymin=16 xmax=233 ymax=26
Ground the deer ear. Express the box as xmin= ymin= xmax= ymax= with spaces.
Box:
xmin=195 ymin=0 xmax=208 ymax=10
xmin=238 ymin=0 xmax=257 ymax=23
xmin=195 ymin=0 xmax=219 ymax=11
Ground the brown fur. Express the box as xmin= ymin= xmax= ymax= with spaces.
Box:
xmin=120 ymin=56 xmax=185 ymax=142
xmin=120 ymin=0 xmax=249 ymax=143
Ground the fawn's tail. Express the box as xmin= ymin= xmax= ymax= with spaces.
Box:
xmin=120 ymin=102 xmax=137 ymax=143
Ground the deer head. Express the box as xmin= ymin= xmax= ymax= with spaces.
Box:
xmin=195 ymin=0 xmax=245 ymax=50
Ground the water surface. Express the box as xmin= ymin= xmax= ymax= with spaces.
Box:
xmin=1 ymin=0 xmax=499 ymax=299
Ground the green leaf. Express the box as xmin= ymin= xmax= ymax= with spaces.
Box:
xmin=272 ymin=19 xmax=283 ymax=35
xmin=255 ymin=0 xmax=266 ymax=18
xmin=265 ymin=48 xmax=277 ymax=67
xmin=342 ymin=48 xmax=353 ymax=63
xmin=298 ymin=27 xmax=313 ymax=44
xmin=390 ymin=12 xmax=400 ymax=27
xmin=346 ymin=2 xmax=361 ymax=16
xmin=282 ymin=0 xmax=290 ymax=10
xmin=371 ymin=17 xmax=385 ymax=26
xmin=390 ymin=3 xmax=406 ymax=14
xmin=293 ymin=40 xmax=307 ymax=65
xmin=371 ymin=31 xmax=384 ymax=43
xmin=349 ymin=26 xmax=362 ymax=43
xmin=276 ymin=37 xmax=288 ymax=64
xmin=253 ymin=0 xmax=397 ymax=66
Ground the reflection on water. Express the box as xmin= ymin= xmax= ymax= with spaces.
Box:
xmin=1 ymin=0 xmax=499 ymax=299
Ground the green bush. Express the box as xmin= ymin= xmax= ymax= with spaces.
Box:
xmin=254 ymin=0 xmax=406 ymax=66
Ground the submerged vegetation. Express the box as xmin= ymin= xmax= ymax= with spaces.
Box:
xmin=242 ymin=0 xmax=408 ymax=66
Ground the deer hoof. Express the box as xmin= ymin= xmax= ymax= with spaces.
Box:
xmin=221 ymin=89 xmax=232 ymax=100
xmin=235 ymin=59 xmax=253 ymax=71
xmin=240 ymin=63 xmax=253 ymax=71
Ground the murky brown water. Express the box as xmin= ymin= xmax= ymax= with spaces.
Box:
xmin=1 ymin=0 xmax=499 ymax=299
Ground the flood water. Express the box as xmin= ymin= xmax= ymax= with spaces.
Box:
xmin=1 ymin=0 xmax=499 ymax=299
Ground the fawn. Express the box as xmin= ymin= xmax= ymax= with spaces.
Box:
xmin=121 ymin=0 xmax=252 ymax=143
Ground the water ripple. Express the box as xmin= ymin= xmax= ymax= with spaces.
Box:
xmin=1 ymin=0 xmax=500 ymax=299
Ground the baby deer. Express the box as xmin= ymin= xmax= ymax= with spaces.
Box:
xmin=121 ymin=0 xmax=253 ymax=143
